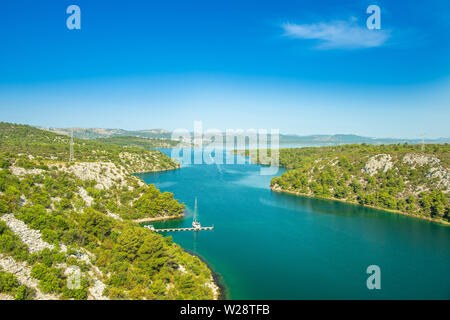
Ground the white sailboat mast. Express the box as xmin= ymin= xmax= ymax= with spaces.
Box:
xmin=194 ymin=197 xmax=198 ymax=223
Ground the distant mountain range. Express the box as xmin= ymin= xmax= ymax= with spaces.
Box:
xmin=39 ymin=127 xmax=172 ymax=140
xmin=278 ymin=134 xmax=450 ymax=146
xmin=39 ymin=127 xmax=449 ymax=146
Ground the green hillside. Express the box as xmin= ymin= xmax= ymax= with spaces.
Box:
xmin=241 ymin=143 xmax=449 ymax=224
xmin=0 ymin=123 xmax=218 ymax=300
xmin=41 ymin=127 xmax=172 ymax=140
xmin=0 ymin=122 xmax=179 ymax=173
xmin=95 ymin=136 xmax=179 ymax=149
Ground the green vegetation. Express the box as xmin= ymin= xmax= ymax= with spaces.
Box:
xmin=240 ymin=143 xmax=449 ymax=224
xmin=0 ymin=220 xmax=30 ymax=262
xmin=0 ymin=269 xmax=35 ymax=300
xmin=0 ymin=122 xmax=179 ymax=173
xmin=277 ymin=134 xmax=449 ymax=146
xmin=0 ymin=123 xmax=217 ymax=300
xmin=42 ymin=127 xmax=172 ymax=140
xmin=95 ymin=136 xmax=179 ymax=149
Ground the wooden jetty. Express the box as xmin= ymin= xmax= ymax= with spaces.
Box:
xmin=144 ymin=225 xmax=214 ymax=232
xmin=144 ymin=197 xmax=214 ymax=232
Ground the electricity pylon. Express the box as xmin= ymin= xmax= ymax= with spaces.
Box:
xmin=421 ymin=133 xmax=426 ymax=151
xmin=69 ymin=128 xmax=75 ymax=162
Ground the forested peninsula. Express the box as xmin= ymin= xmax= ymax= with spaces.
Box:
xmin=0 ymin=122 xmax=219 ymax=300
xmin=239 ymin=144 xmax=449 ymax=225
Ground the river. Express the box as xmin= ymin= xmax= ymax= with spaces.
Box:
xmin=137 ymin=149 xmax=450 ymax=300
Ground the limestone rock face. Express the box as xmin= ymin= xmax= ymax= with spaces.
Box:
xmin=362 ymin=154 xmax=393 ymax=176
xmin=61 ymin=162 xmax=128 ymax=189
xmin=0 ymin=293 xmax=14 ymax=300
xmin=426 ymin=166 xmax=450 ymax=192
xmin=78 ymin=187 xmax=94 ymax=206
xmin=87 ymin=274 xmax=108 ymax=300
xmin=403 ymin=153 xmax=449 ymax=193
xmin=0 ymin=254 xmax=58 ymax=300
xmin=0 ymin=214 xmax=54 ymax=253
xmin=9 ymin=166 xmax=44 ymax=178
xmin=402 ymin=154 xmax=440 ymax=167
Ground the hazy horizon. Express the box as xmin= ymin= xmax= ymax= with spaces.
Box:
xmin=11 ymin=122 xmax=448 ymax=140
xmin=1 ymin=0 xmax=449 ymax=139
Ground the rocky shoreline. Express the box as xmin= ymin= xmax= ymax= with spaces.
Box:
xmin=132 ymin=160 xmax=226 ymax=300
xmin=133 ymin=214 xmax=184 ymax=224
xmin=184 ymin=249 xmax=227 ymax=300
xmin=132 ymin=165 xmax=181 ymax=174
xmin=133 ymin=167 xmax=225 ymax=300
xmin=271 ymin=186 xmax=450 ymax=226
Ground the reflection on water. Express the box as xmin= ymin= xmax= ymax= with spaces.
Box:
xmin=153 ymin=181 xmax=178 ymax=189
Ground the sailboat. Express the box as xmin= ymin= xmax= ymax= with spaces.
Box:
xmin=145 ymin=197 xmax=213 ymax=233
xmin=192 ymin=197 xmax=201 ymax=230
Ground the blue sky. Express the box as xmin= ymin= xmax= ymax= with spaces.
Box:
xmin=0 ymin=0 xmax=449 ymax=138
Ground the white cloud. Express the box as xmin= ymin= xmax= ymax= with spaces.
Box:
xmin=282 ymin=20 xmax=390 ymax=49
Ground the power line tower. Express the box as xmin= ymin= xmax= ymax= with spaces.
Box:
xmin=69 ymin=128 xmax=75 ymax=163
xmin=421 ymin=133 xmax=426 ymax=152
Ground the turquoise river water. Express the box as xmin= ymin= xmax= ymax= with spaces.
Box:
xmin=137 ymin=149 xmax=450 ymax=300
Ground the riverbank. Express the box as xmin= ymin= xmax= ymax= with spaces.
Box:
xmin=133 ymin=214 xmax=184 ymax=224
xmin=138 ymin=215 xmax=225 ymax=300
xmin=184 ymin=249 xmax=227 ymax=300
xmin=271 ymin=186 xmax=450 ymax=226
xmin=135 ymin=164 xmax=224 ymax=300
xmin=132 ymin=164 xmax=181 ymax=174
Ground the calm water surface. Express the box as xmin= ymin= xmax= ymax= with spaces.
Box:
xmin=137 ymin=149 xmax=450 ymax=299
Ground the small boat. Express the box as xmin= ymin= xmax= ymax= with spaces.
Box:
xmin=192 ymin=197 xmax=201 ymax=229
xmin=145 ymin=198 xmax=214 ymax=233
